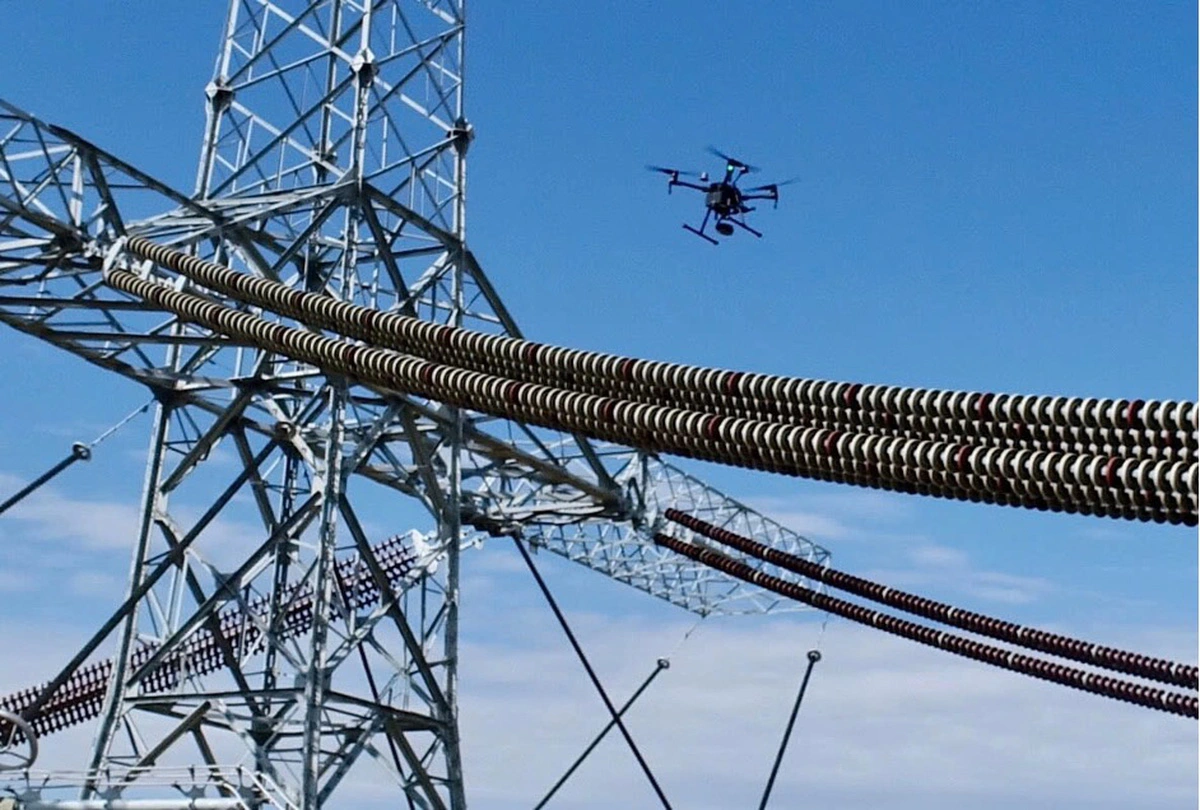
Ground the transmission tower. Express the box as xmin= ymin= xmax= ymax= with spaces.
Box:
xmin=0 ymin=2 xmax=826 ymax=808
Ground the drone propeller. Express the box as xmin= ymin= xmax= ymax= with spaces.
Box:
xmin=745 ymin=177 xmax=800 ymax=193
xmin=646 ymin=164 xmax=703 ymax=178
xmin=744 ymin=177 xmax=798 ymax=209
xmin=706 ymin=146 xmax=759 ymax=173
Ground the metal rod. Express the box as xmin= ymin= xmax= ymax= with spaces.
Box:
xmin=0 ymin=401 xmax=148 ymax=518
xmin=757 ymin=649 xmax=822 ymax=810
xmin=0 ymin=443 xmax=90 ymax=516
xmin=512 ymin=538 xmax=673 ymax=810
xmin=0 ymin=709 xmax=37 ymax=770
xmin=22 ymin=800 xmax=245 ymax=810
xmin=534 ymin=656 xmax=670 ymax=809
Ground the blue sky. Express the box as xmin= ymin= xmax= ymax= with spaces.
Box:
xmin=0 ymin=1 xmax=1195 ymax=808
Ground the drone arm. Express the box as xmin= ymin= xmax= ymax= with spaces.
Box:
xmin=670 ymin=179 xmax=709 ymax=192
xmin=741 ymin=191 xmax=780 ymax=209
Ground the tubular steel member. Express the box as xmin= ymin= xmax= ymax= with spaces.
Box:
xmin=652 ymin=533 xmax=1198 ymax=719
xmin=665 ymin=509 xmax=1199 ymax=690
xmin=513 ymin=537 xmax=674 ymax=809
xmin=101 ymin=268 xmax=1197 ymax=525
xmin=0 ymin=443 xmax=90 ymax=517
xmin=125 ymin=235 xmax=1196 ymax=464
xmin=18 ymin=801 xmax=245 ymax=810
xmin=757 ymin=650 xmax=820 ymax=810
xmin=0 ymin=710 xmax=37 ymax=771
xmin=534 ymin=657 xmax=671 ymax=809
xmin=1 ymin=4 xmax=837 ymax=807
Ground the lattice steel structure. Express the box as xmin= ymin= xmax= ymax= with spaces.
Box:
xmin=0 ymin=2 xmax=827 ymax=807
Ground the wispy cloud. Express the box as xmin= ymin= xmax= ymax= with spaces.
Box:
xmin=0 ymin=593 xmax=1192 ymax=809
xmin=866 ymin=542 xmax=1056 ymax=606
xmin=454 ymin=614 xmax=1196 ymax=809
xmin=65 ymin=571 xmax=126 ymax=598
xmin=0 ymin=569 xmax=35 ymax=593
xmin=0 ymin=471 xmax=139 ymax=550
xmin=0 ymin=480 xmax=1190 ymax=809
xmin=0 ymin=471 xmax=274 ymax=568
xmin=747 ymin=490 xmax=916 ymax=542
xmin=746 ymin=490 xmax=1055 ymax=607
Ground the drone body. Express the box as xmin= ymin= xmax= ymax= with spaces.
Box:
xmin=649 ymin=147 xmax=792 ymax=245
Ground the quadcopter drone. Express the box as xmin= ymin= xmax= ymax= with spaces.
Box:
xmin=648 ymin=147 xmax=795 ymax=245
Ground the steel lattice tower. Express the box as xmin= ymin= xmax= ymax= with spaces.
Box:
xmin=0 ymin=2 xmax=827 ymax=807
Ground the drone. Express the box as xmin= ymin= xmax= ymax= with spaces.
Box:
xmin=648 ymin=147 xmax=795 ymax=245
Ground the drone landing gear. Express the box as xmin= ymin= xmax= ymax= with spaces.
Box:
xmin=682 ymin=223 xmax=719 ymax=245
xmin=683 ymin=208 xmax=719 ymax=245
xmin=683 ymin=217 xmax=762 ymax=245
xmin=729 ymin=218 xmax=763 ymax=238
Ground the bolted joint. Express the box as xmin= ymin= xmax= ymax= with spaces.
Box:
xmin=312 ymin=147 xmax=338 ymax=170
xmin=248 ymin=717 xmax=274 ymax=747
xmin=448 ymin=117 xmax=474 ymax=156
xmin=205 ymin=80 xmax=234 ymax=115
xmin=150 ymin=387 xmax=183 ymax=409
xmin=460 ymin=505 xmax=520 ymax=538
xmin=295 ymin=668 xmax=333 ymax=691
xmin=48 ymin=231 xmax=87 ymax=258
xmin=351 ymin=50 xmax=377 ymax=87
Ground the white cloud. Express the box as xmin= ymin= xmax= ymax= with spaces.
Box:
xmin=0 ymin=480 xmax=1192 ymax=810
xmin=862 ymin=542 xmax=1056 ymax=606
xmin=747 ymin=490 xmax=916 ymax=542
xmin=0 ymin=591 xmax=1192 ymax=809
xmin=454 ymin=613 xmax=1196 ymax=809
xmin=0 ymin=471 xmax=275 ymax=571
xmin=967 ymin=569 xmax=1054 ymax=604
xmin=0 ymin=570 xmax=34 ymax=593
xmin=65 ymin=571 xmax=126 ymax=598
xmin=0 ymin=471 xmax=140 ymax=551
xmin=908 ymin=544 xmax=969 ymax=568
xmin=737 ymin=490 xmax=1058 ymax=608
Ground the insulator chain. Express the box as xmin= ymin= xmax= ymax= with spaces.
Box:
xmin=665 ymin=509 xmax=1198 ymax=689
xmin=105 ymin=264 xmax=1198 ymax=525
xmin=0 ymin=535 xmax=414 ymax=740
xmin=653 ymin=533 xmax=1198 ymax=719
xmin=123 ymin=236 xmax=1197 ymax=466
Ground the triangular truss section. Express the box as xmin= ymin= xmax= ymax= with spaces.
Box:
xmin=0 ymin=3 xmax=828 ymax=808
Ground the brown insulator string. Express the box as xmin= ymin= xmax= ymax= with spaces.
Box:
xmin=652 ymin=533 xmax=1197 ymax=719
xmin=124 ymin=235 xmax=1197 ymax=466
xmin=99 ymin=265 xmax=1198 ymax=525
xmin=664 ymin=509 xmax=1197 ymax=689
xmin=0 ymin=535 xmax=414 ymax=742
